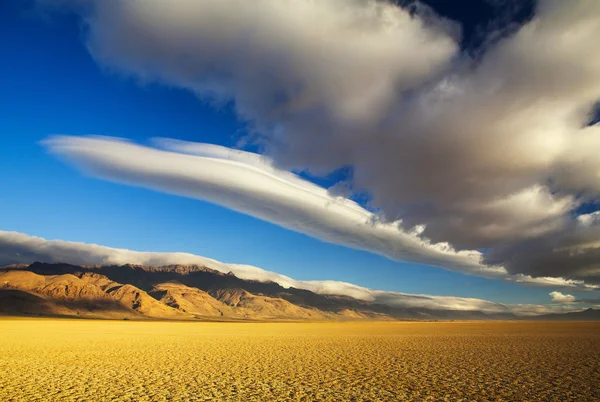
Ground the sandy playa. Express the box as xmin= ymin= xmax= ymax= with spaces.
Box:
xmin=0 ymin=319 xmax=599 ymax=401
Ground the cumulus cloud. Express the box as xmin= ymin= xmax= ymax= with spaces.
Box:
xmin=0 ymin=230 xmax=585 ymax=315
xmin=38 ymin=0 xmax=600 ymax=281
xmin=43 ymin=135 xmax=599 ymax=292
xmin=549 ymin=290 xmax=600 ymax=306
xmin=486 ymin=212 xmax=600 ymax=281
xmin=549 ymin=291 xmax=576 ymax=304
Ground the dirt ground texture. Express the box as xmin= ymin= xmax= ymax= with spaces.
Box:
xmin=0 ymin=319 xmax=598 ymax=401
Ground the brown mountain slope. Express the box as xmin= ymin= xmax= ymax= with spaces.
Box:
xmin=0 ymin=270 xmax=45 ymax=289
xmin=0 ymin=267 xmax=342 ymax=320
xmin=149 ymin=283 xmax=243 ymax=318
xmin=0 ymin=270 xmax=190 ymax=319
xmin=0 ymin=289 xmax=75 ymax=317
xmin=210 ymin=288 xmax=330 ymax=320
xmin=73 ymin=272 xmax=190 ymax=319
xmin=108 ymin=284 xmax=191 ymax=319
xmin=76 ymin=272 xmax=122 ymax=292
xmin=149 ymin=283 xmax=239 ymax=319
xmin=4 ymin=263 xmax=386 ymax=320
xmin=36 ymin=274 xmax=111 ymax=303
xmin=1 ymin=263 xmax=558 ymax=321
xmin=0 ymin=271 xmax=139 ymax=319
xmin=0 ymin=270 xmax=113 ymax=306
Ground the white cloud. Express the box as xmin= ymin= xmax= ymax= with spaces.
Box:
xmin=40 ymin=136 xmax=599 ymax=293
xmin=549 ymin=291 xmax=576 ymax=304
xmin=0 ymin=230 xmax=587 ymax=315
xmin=43 ymin=135 xmax=499 ymax=277
xmin=38 ymin=0 xmax=600 ymax=281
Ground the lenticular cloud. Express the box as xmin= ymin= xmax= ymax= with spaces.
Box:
xmin=42 ymin=0 xmax=600 ymax=282
xmin=43 ymin=135 xmax=599 ymax=292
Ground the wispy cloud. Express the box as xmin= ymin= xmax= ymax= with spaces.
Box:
xmin=0 ymin=230 xmax=585 ymax=315
xmin=36 ymin=135 xmax=600 ymax=293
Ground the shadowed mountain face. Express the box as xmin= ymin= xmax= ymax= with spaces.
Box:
xmin=527 ymin=308 xmax=600 ymax=321
xmin=0 ymin=270 xmax=141 ymax=319
xmin=1 ymin=262 xmax=596 ymax=321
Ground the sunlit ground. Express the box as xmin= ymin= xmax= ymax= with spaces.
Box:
xmin=1 ymin=318 xmax=599 ymax=401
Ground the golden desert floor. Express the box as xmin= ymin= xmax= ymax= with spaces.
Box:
xmin=1 ymin=319 xmax=599 ymax=401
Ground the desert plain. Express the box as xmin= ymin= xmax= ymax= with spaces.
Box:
xmin=0 ymin=319 xmax=598 ymax=401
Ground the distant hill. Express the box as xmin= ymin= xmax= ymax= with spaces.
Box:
xmin=526 ymin=308 xmax=600 ymax=321
xmin=0 ymin=262 xmax=595 ymax=321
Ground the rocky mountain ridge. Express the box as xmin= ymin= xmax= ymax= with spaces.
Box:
xmin=1 ymin=262 xmax=596 ymax=321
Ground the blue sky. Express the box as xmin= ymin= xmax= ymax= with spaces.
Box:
xmin=2 ymin=1 xmax=599 ymax=308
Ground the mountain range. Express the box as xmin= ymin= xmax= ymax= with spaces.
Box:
xmin=1 ymin=262 xmax=598 ymax=321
